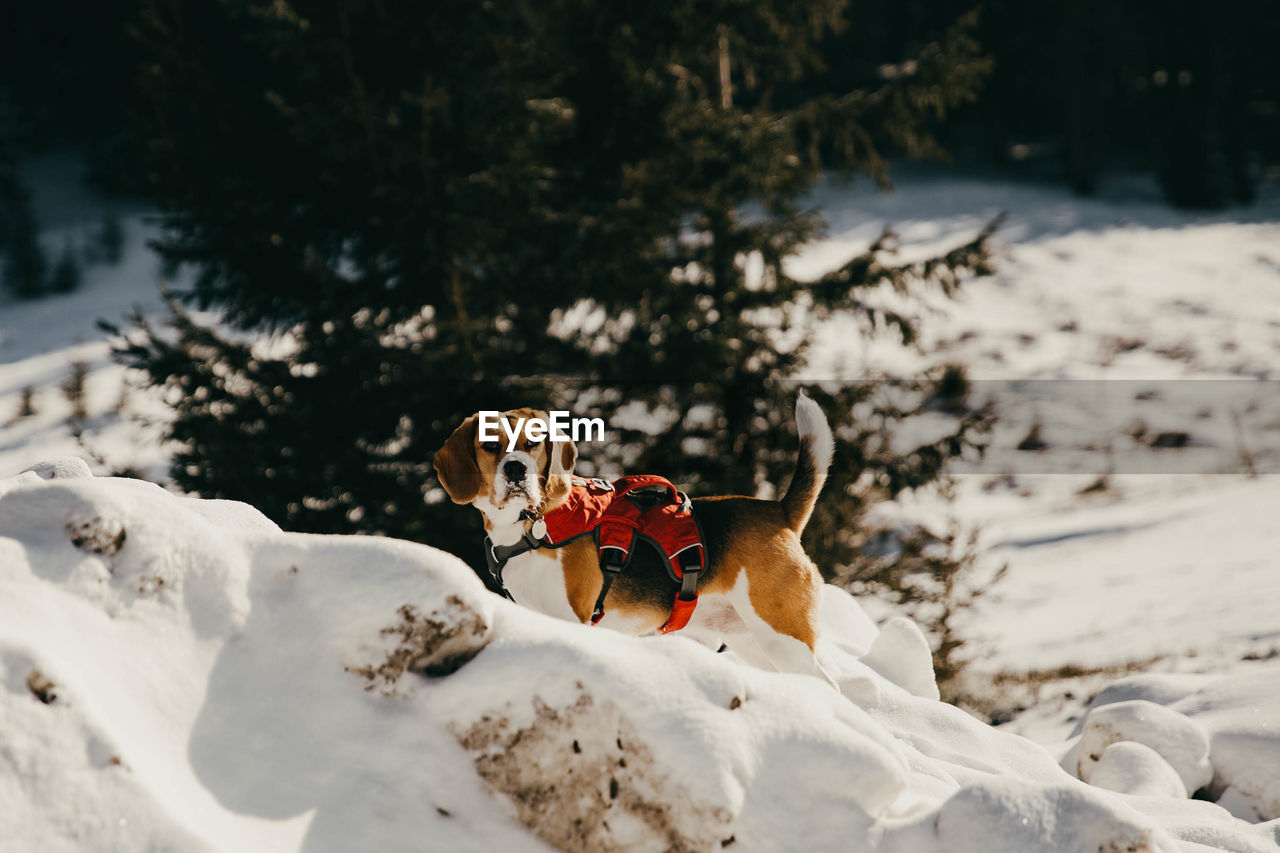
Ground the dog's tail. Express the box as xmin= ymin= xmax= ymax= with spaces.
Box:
xmin=780 ymin=391 xmax=834 ymax=535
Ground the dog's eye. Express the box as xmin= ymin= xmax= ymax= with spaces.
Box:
xmin=480 ymin=441 xmax=501 ymax=454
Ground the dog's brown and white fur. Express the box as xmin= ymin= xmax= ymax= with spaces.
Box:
xmin=433 ymin=394 xmax=836 ymax=684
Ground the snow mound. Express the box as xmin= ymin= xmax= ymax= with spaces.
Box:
xmin=22 ymin=456 xmax=94 ymax=481
xmin=1075 ymin=671 xmax=1280 ymax=824
xmin=857 ymin=615 xmax=940 ymax=701
xmin=2 ymin=462 xmax=1277 ymax=852
xmin=1068 ymin=699 xmax=1213 ymax=795
xmin=1090 ymin=742 xmax=1189 ymax=799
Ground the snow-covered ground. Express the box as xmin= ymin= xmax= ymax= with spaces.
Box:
xmin=793 ymin=169 xmax=1280 ymax=680
xmin=3 ymin=463 xmax=1279 ymax=851
xmin=0 ymin=156 xmax=171 ymax=482
xmin=3 ymin=159 xmax=1280 ymax=849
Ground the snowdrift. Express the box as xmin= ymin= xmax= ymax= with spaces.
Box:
xmin=2 ymin=462 xmax=1278 ymax=852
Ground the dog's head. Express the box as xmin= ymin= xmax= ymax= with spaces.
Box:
xmin=433 ymin=409 xmax=578 ymax=524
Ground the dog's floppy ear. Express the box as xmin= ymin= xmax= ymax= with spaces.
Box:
xmin=556 ymin=439 xmax=578 ymax=477
xmin=543 ymin=433 xmax=578 ymax=504
xmin=434 ymin=414 xmax=482 ymax=504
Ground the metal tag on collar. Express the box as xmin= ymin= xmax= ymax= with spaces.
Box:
xmin=519 ymin=508 xmax=547 ymax=540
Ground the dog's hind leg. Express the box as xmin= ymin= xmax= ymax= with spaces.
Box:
xmin=713 ymin=623 xmax=778 ymax=673
xmin=724 ymin=566 xmax=838 ymax=688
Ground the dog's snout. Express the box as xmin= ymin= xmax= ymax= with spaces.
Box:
xmin=503 ymin=459 xmax=526 ymax=481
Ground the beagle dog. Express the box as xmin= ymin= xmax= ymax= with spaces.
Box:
xmin=433 ymin=394 xmax=836 ymax=684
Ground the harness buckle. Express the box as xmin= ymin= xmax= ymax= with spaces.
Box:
xmin=678 ymin=567 xmax=699 ymax=601
xmin=600 ymin=546 xmax=628 ymax=570
xmin=676 ymin=549 xmax=702 ymax=600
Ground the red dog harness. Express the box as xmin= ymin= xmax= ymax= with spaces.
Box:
xmin=482 ymin=476 xmax=707 ymax=633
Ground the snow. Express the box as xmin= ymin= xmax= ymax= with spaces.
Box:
xmin=1066 ymin=700 xmax=1213 ymax=795
xmin=1088 ymin=741 xmax=1189 ymax=799
xmin=3 ymin=464 xmax=1280 ymax=851
xmin=858 ymin=616 xmax=940 ymax=701
xmin=787 ymin=169 xmax=1280 ymax=680
xmin=4 ymin=160 xmax=1280 ymax=849
xmin=1085 ymin=670 xmax=1280 ymax=823
xmin=0 ymin=179 xmax=172 ymax=481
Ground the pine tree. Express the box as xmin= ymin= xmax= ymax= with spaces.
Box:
xmin=2 ymin=198 xmax=47 ymax=298
xmin=51 ymin=241 xmax=82 ymax=293
xmin=0 ymin=88 xmax=23 ymax=247
xmin=1150 ymin=0 xmax=1260 ymax=208
xmin=6 ymin=386 xmax=37 ymax=425
xmin=1 ymin=89 xmax=44 ymax=298
xmin=948 ymin=0 xmax=1278 ymax=205
xmin=97 ymin=211 xmax=125 ymax=264
xmin=116 ymin=0 xmax=996 ymax=579
xmin=62 ymin=361 xmax=90 ymax=428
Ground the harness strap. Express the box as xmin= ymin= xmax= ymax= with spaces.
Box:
xmin=482 ymin=532 xmax=540 ymax=601
xmin=482 ymin=509 xmax=547 ymax=601
xmin=657 ymin=550 xmax=702 ymax=634
xmin=590 ymin=554 xmax=625 ymax=625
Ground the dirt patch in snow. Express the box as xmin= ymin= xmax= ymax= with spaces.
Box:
xmin=348 ymin=595 xmax=491 ymax=692
xmin=66 ymin=515 xmax=126 ymax=557
xmin=26 ymin=670 xmax=57 ymax=704
xmin=456 ymin=692 xmax=733 ymax=853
